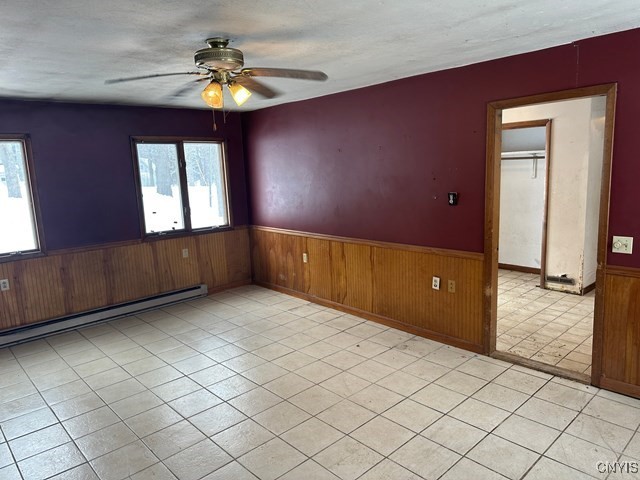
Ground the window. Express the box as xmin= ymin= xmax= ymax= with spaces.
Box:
xmin=0 ymin=136 xmax=41 ymax=257
xmin=133 ymin=139 xmax=230 ymax=235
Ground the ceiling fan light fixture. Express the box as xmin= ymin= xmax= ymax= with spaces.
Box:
xmin=104 ymin=37 xmax=327 ymax=107
xmin=228 ymin=82 xmax=252 ymax=106
xmin=201 ymin=81 xmax=223 ymax=108
xmin=194 ymin=38 xmax=245 ymax=71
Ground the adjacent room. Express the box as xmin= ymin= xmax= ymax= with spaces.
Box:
xmin=495 ymin=96 xmax=605 ymax=377
xmin=1 ymin=2 xmax=640 ymax=479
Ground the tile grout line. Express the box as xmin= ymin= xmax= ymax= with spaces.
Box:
xmin=1 ymin=285 xmax=637 ymax=480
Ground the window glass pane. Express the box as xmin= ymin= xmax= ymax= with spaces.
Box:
xmin=0 ymin=141 xmax=38 ymax=255
xmin=184 ymin=142 xmax=229 ymax=229
xmin=136 ymin=143 xmax=185 ymax=233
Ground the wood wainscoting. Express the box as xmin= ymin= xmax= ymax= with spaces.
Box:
xmin=250 ymin=226 xmax=485 ymax=352
xmin=0 ymin=228 xmax=251 ymax=331
xmin=599 ymin=266 xmax=640 ymax=397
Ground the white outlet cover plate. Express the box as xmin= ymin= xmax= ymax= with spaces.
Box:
xmin=432 ymin=276 xmax=440 ymax=290
xmin=612 ymin=236 xmax=633 ymax=254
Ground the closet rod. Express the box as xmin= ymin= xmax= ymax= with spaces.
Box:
xmin=501 ymin=155 xmax=546 ymax=160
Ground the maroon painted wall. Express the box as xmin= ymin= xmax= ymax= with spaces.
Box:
xmin=243 ymin=28 xmax=640 ymax=269
xmin=0 ymin=100 xmax=248 ymax=251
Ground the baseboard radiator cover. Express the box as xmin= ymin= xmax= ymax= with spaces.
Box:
xmin=0 ymin=284 xmax=208 ymax=348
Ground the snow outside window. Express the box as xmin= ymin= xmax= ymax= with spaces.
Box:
xmin=0 ymin=139 xmax=39 ymax=256
xmin=134 ymin=140 xmax=230 ymax=235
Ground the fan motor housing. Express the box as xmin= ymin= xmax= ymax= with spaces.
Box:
xmin=195 ymin=44 xmax=244 ymax=71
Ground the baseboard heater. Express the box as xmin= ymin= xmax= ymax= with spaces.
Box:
xmin=0 ymin=284 xmax=208 ymax=348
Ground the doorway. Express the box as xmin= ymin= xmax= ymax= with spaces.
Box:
xmin=484 ymin=84 xmax=617 ymax=385
xmin=499 ymin=120 xmax=550 ymax=287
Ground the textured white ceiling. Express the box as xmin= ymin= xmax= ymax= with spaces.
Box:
xmin=2 ymin=0 xmax=639 ymax=111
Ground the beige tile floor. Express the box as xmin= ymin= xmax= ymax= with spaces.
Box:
xmin=497 ymin=270 xmax=594 ymax=375
xmin=1 ymin=285 xmax=639 ymax=480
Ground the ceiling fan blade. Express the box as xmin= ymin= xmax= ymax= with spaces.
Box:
xmin=233 ymin=76 xmax=280 ymax=99
xmin=167 ymin=77 xmax=211 ymax=99
xmin=105 ymin=72 xmax=208 ymax=84
xmin=240 ymin=68 xmax=328 ymax=81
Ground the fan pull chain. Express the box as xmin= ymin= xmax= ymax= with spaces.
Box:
xmin=212 ymin=108 xmax=217 ymax=132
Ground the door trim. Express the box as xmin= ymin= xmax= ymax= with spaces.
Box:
xmin=483 ymin=83 xmax=618 ymax=388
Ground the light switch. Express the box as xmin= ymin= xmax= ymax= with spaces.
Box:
xmin=612 ymin=236 xmax=633 ymax=254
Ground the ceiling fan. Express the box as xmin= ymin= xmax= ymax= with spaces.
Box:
xmin=105 ymin=38 xmax=328 ymax=109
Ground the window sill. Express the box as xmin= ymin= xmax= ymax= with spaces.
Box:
xmin=142 ymin=226 xmax=235 ymax=242
xmin=0 ymin=251 xmax=46 ymax=264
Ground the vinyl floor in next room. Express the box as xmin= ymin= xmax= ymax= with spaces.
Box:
xmin=497 ymin=269 xmax=594 ymax=376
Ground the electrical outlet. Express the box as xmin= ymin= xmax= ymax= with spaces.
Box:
xmin=432 ymin=276 xmax=440 ymax=290
xmin=448 ymin=280 xmax=456 ymax=293
xmin=182 ymin=248 xmax=189 ymax=258
xmin=612 ymin=236 xmax=633 ymax=254
xmin=0 ymin=279 xmax=9 ymax=291
xmin=302 ymin=253 xmax=308 ymax=263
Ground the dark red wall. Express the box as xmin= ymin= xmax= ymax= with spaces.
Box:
xmin=0 ymin=100 xmax=248 ymax=251
xmin=244 ymin=28 xmax=640 ymax=268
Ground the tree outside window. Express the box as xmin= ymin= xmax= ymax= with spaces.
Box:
xmin=133 ymin=139 xmax=230 ymax=235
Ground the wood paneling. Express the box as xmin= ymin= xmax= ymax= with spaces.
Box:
xmin=600 ymin=267 xmax=640 ymax=394
xmin=0 ymin=228 xmax=250 ymax=331
xmin=251 ymin=226 xmax=485 ymax=351
xmin=250 ymin=229 xmax=307 ymax=292
xmin=343 ymin=243 xmax=373 ymax=311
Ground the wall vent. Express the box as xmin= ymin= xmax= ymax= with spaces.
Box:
xmin=546 ymin=275 xmax=576 ymax=285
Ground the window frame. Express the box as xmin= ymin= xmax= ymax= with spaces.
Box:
xmin=0 ymin=133 xmax=46 ymax=262
xmin=131 ymin=136 xmax=233 ymax=239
